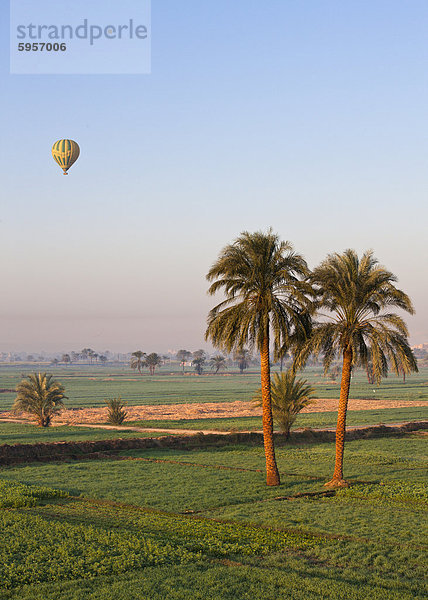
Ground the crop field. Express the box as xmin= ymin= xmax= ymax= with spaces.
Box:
xmin=0 ymin=365 xmax=427 ymax=410
xmin=0 ymin=422 xmax=171 ymax=445
xmin=0 ymin=433 xmax=426 ymax=599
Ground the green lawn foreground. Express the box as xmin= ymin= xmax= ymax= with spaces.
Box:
xmin=0 ymin=433 xmax=426 ymax=599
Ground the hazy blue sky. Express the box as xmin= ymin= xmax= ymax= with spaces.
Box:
xmin=1 ymin=1 xmax=427 ymax=353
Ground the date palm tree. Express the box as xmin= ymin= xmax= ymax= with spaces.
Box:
xmin=131 ymin=351 xmax=146 ymax=374
xmin=234 ymin=348 xmax=251 ymax=374
xmin=210 ymin=355 xmax=227 ymax=374
xmin=12 ymin=372 xmax=67 ymax=427
xmin=294 ymin=249 xmax=418 ymax=487
xmin=145 ymin=353 xmax=163 ymax=375
xmin=206 ymin=229 xmax=311 ymax=486
xmin=253 ymin=370 xmax=315 ymax=440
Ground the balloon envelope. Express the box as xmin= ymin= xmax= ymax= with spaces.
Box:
xmin=52 ymin=139 xmax=80 ymax=174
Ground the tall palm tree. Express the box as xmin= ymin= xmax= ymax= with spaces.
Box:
xmin=12 ymin=373 xmax=67 ymax=427
xmin=131 ymin=351 xmax=146 ymax=374
xmin=294 ymin=249 xmax=418 ymax=487
xmin=205 ymin=229 xmax=311 ymax=486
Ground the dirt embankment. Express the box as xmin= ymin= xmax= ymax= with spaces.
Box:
xmin=0 ymin=422 xmax=426 ymax=467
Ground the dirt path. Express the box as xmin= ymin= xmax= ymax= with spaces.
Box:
xmin=0 ymin=416 xmax=426 ymax=438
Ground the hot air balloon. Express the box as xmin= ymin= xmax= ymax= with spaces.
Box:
xmin=52 ymin=139 xmax=80 ymax=175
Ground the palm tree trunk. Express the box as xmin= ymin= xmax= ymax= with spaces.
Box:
xmin=326 ymin=346 xmax=353 ymax=487
xmin=260 ymin=333 xmax=280 ymax=486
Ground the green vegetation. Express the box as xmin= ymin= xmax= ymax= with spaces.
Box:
xmin=0 ymin=365 xmax=427 ymax=411
xmin=0 ymin=355 xmax=425 ymax=597
xmin=0 ymin=479 xmax=68 ymax=508
xmin=335 ymin=480 xmax=428 ymax=503
xmin=12 ymin=373 xmax=67 ymax=427
xmin=105 ymin=396 xmax=128 ymax=425
xmin=0 ymin=434 xmax=426 ymax=598
xmin=0 ymin=422 xmax=170 ymax=444
xmin=253 ymin=370 xmax=315 ymax=438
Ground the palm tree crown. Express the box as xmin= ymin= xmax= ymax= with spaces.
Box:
xmin=295 ymin=249 xmax=417 ymax=380
xmin=206 ymin=229 xmax=311 ymax=486
xmin=206 ymin=230 xmax=311 ymax=357
xmin=131 ymin=351 xmax=146 ymax=374
xmin=210 ymin=355 xmax=227 ymax=374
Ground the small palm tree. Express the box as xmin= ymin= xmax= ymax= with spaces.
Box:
xmin=253 ymin=370 xmax=315 ymax=439
xmin=105 ymin=397 xmax=127 ymax=425
xmin=12 ymin=373 xmax=67 ymax=427
xmin=206 ymin=229 xmax=311 ymax=486
xmin=131 ymin=351 xmax=146 ymax=374
xmin=210 ymin=355 xmax=227 ymax=374
xmin=294 ymin=249 xmax=418 ymax=487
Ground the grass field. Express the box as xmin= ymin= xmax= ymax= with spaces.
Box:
xmin=0 ymin=365 xmax=427 ymax=410
xmin=0 ymin=364 xmax=426 ymax=598
xmin=0 ymin=422 xmax=172 ymax=444
xmin=0 ymin=433 xmax=426 ymax=599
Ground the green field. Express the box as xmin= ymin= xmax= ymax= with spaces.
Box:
xmin=0 ymin=433 xmax=426 ymax=599
xmin=0 ymin=422 xmax=173 ymax=444
xmin=0 ymin=365 xmax=427 ymax=410
xmin=0 ymin=363 xmax=426 ymax=597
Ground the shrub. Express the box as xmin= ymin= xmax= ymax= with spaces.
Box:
xmin=253 ymin=370 xmax=315 ymax=439
xmin=105 ymin=396 xmax=128 ymax=425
